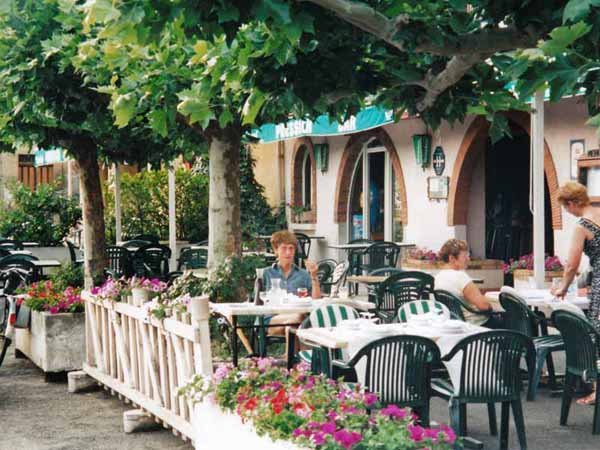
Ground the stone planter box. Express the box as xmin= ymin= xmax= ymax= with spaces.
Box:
xmin=513 ymin=269 xmax=564 ymax=289
xmin=403 ymin=258 xmax=504 ymax=290
xmin=15 ymin=311 xmax=85 ymax=373
xmin=193 ymin=401 xmax=303 ymax=450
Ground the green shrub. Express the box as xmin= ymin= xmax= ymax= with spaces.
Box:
xmin=50 ymin=263 xmax=84 ymax=291
xmin=104 ymin=149 xmax=285 ymax=245
xmin=0 ymin=181 xmax=81 ymax=245
xmin=103 ymin=167 xmax=209 ymax=243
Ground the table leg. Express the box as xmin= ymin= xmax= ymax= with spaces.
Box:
xmin=231 ymin=315 xmax=239 ymax=367
xmin=258 ymin=316 xmax=266 ymax=357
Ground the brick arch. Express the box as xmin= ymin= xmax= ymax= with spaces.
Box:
xmin=448 ymin=112 xmax=562 ymax=229
xmin=291 ymin=137 xmax=317 ymax=223
xmin=334 ymin=128 xmax=408 ymax=224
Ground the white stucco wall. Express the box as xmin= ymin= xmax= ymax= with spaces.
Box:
xmin=257 ymin=96 xmax=598 ymax=268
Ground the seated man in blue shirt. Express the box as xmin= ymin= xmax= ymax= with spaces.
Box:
xmin=263 ymin=230 xmax=321 ymax=336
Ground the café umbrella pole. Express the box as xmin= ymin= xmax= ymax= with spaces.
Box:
xmin=531 ymin=89 xmax=545 ymax=288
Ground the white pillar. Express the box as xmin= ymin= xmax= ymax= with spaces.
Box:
xmin=532 ymin=89 xmax=545 ymax=288
xmin=114 ymin=163 xmax=122 ymax=244
xmin=168 ymin=164 xmax=177 ymax=272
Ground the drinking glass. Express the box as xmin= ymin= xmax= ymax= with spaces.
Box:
xmin=297 ymin=287 xmax=308 ymax=298
xmin=551 ymin=277 xmax=562 ymax=291
xmin=566 ymin=282 xmax=577 ymax=300
xmin=270 ymin=278 xmax=281 ymax=292
xmin=259 ymin=291 xmax=270 ymax=305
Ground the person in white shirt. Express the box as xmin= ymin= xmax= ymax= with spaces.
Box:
xmin=434 ymin=238 xmax=499 ymax=327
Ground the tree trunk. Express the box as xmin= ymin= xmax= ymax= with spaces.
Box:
xmin=207 ymin=126 xmax=242 ymax=269
xmin=73 ymin=142 xmax=106 ymax=288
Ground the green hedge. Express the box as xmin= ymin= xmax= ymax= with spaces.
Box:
xmin=0 ymin=181 xmax=81 ymax=245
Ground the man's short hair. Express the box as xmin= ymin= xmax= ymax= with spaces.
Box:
xmin=270 ymin=230 xmax=297 ymax=250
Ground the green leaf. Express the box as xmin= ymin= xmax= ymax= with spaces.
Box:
xmin=540 ymin=22 xmax=591 ymax=56
xmin=489 ymin=115 xmax=511 ymax=144
xmin=177 ymin=92 xmax=214 ymax=129
xmin=112 ymin=93 xmax=136 ymax=128
xmin=563 ymin=0 xmax=600 ymax=23
xmin=82 ymin=0 xmax=121 ymax=32
xmin=0 ymin=0 xmax=13 ymax=15
xmin=149 ymin=109 xmax=168 ymax=137
xmin=255 ymin=0 xmax=291 ymax=24
xmin=449 ymin=0 xmax=467 ymax=10
xmin=467 ymin=105 xmax=487 ymax=116
xmin=242 ymin=89 xmax=266 ymax=125
xmin=218 ymin=109 xmax=233 ymax=128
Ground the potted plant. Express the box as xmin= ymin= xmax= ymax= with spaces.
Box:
xmin=14 ymin=281 xmax=86 ymax=373
xmin=507 ymin=254 xmax=564 ymax=288
xmin=201 ymin=254 xmax=268 ymax=303
xmin=128 ymin=277 xmax=167 ymax=306
xmin=181 ymin=358 xmax=456 ymax=450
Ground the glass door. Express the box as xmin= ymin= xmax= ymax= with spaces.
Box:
xmin=348 ymin=143 xmax=392 ymax=241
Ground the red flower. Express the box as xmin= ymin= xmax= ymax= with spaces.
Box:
xmin=270 ymin=388 xmax=288 ymax=415
xmin=244 ymin=397 xmax=258 ymax=411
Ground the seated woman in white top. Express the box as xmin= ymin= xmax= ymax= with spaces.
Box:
xmin=434 ymin=239 xmax=496 ymax=327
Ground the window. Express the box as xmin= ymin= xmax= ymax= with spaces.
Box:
xmin=292 ymin=141 xmax=316 ymax=223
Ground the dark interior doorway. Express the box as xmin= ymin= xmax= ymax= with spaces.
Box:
xmin=485 ymin=128 xmax=554 ymax=261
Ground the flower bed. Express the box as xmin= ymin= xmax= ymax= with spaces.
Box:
xmin=182 ymin=358 xmax=455 ymax=450
xmin=15 ymin=281 xmax=85 ymax=372
xmin=504 ymin=254 xmax=564 ymax=288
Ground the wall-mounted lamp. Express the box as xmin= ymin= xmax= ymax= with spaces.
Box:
xmin=314 ymin=143 xmax=329 ymax=173
xmin=412 ymin=134 xmax=432 ymax=170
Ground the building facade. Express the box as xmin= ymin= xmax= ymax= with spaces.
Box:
xmin=251 ymin=96 xmax=597 ymax=267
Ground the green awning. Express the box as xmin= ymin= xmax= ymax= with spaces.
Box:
xmin=253 ymin=106 xmax=395 ymax=143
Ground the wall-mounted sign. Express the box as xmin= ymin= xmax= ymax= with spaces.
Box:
xmin=432 ymin=146 xmax=445 ymax=176
xmin=427 ymin=176 xmax=449 ymax=200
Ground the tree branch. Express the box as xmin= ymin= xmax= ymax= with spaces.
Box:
xmin=416 ymin=54 xmax=485 ymax=111
xmin=297 ymin=0 xmax=539 ymax=56
xmin=296 ymin=0 xmax=403 ymax=50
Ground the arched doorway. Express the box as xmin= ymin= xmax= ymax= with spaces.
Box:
xmin=448 ymin=113 xmax=562 ymax=261
xmin=334 ymin=128 xmax=408 ymax=241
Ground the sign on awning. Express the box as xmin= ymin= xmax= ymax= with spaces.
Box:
xmin=34 ymin=147 xmax=67 ymax=167
xmin=253 ymin=106 xmax=398 ymax=143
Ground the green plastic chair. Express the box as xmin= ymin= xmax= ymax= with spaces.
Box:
xmin=365 ymin=267 xmax=403 ymax=303
xmin=551 ymin=309 xmax=600 ymax=434
xmin=105 ymin=245 xmax=133 ymax=279
xmin=347 ymin=238 xmax=373 ymax=294
xmin=177 ymin=247 xmax=207 ymax=270
xmin=321 ymin=261 xmax=349 ymax=297
xmin=434 ymin=289 xmax=492 ymax=323
xmin=133 ymin=244 xmax=171 ymax=280
xmin=374 ymin=271 xmax=432 ymax=323
xmin=287 ymin=304 xmax=360 ymax=375
xmin=360 ymin=241 xmax=401 ymax=273
xmin=499 ymin=289 xmax=564 ymax=400
xmin=431 ymin=330 xmax=534 ymax=450
xmin=396 ymin=300 xmax=450 ymax=323
xmin=331 ymin=335 xmax=440 ymax=426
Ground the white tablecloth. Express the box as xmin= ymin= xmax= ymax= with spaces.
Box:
xmin=335 ymin=321 xmax=483 ymax=389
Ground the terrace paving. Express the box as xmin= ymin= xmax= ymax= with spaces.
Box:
xmin=0 ymin=349 xmax=598 ymax=450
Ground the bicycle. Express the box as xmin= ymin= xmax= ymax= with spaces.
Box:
xmin=0 ymin=266 xmax=35 ymax=368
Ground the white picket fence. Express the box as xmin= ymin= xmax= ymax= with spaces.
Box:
xmin=81 ymin=291 xmax=213 ymax=443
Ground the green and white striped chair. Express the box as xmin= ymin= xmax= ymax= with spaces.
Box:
xmin=396 ymin=300 xmax=451 ymax=323
xmin=288 ymin=304 xmax=360 ymax=375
